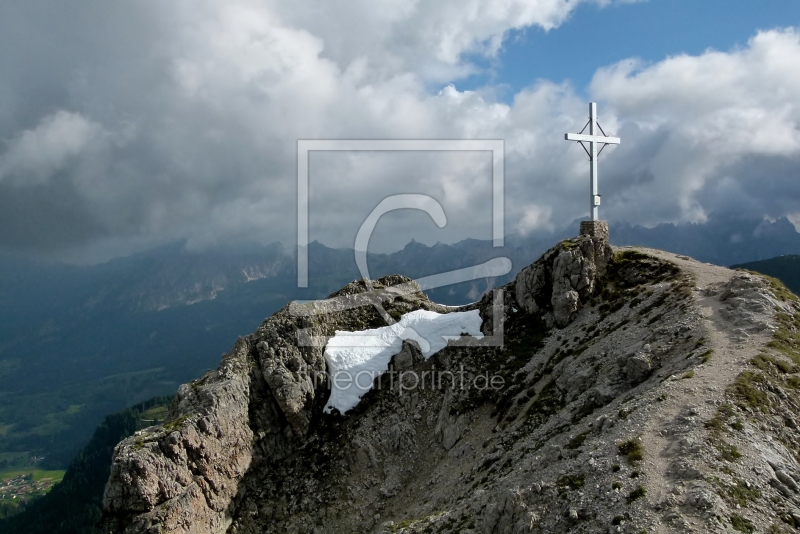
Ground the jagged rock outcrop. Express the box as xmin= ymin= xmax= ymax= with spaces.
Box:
xmin=102 ymin=236 xmax=800 ymax=534
xmin=102 ymin=339 xmax=258 ymax=533
xmin=514 ymin=234 xmax=612 ymax=327
xmin=101 ymin=276 xmax=447 ymax=533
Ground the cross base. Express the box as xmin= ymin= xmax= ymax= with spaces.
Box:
xmin=579 ymin=220 xmax=609 ymax=241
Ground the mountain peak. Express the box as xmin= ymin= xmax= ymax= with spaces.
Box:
xmin=101 ymin=237 xmax=800 ymax=534
xmin=403 ymin=238 xmax=427 ymax=249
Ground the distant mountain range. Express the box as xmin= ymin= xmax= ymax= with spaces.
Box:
xmin=613 ymin=213 xmax=800 ymax=266
xmin=1 ymin=212 xmax=800 ymax=467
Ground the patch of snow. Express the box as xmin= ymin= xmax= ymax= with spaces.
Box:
xmin=323 ymin=309 xmax=483 ymax=414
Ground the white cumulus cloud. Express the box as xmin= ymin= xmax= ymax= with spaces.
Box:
xmin=0 ymin=2 xmax=798 ymax=260
xmin=590 ymin=28 xmax=800 ymax=224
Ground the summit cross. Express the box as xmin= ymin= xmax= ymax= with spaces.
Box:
xmin=564 ymin=102 xmax=620 ymax=221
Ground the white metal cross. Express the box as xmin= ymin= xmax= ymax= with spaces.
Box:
xmin=564 ymin=102 xmax=620 ymax=221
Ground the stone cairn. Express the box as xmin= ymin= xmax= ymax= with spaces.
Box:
xmin=579 ymin=220 xmax=609 ymax=241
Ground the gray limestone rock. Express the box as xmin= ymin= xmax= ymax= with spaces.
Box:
xmin=392 ymin=340 xmax=424 ymax=370
xmin=102 ymin=339 xmax=257 ymax=534
xmin=435 ymin=390 xmax=467 ymax=451
xmin=256 ymin=339 xmax=316 ymax=437
xmin=552 ymin=289 xmax=580 ymax=328
xmin=514 ymin=234 xmax=612 ymax=327
xmin=626 ymin=352 xmax=653 ymax=384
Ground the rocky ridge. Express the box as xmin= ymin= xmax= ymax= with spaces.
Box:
xmin=101 ymin=233 xmax=800 ymax=533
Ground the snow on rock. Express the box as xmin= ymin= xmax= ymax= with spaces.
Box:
xmin=323 ymin=309 xmax=483 ymax=414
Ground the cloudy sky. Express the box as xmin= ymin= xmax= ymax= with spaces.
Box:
xmin=0 ymin=0 xmax=799 ymax=261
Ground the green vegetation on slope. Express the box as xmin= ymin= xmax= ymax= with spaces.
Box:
xmin=0 ymin=396 xmax=171 ymax=534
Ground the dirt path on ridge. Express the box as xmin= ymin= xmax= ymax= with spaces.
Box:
xmin=616 ymin=247 xmax=775 ymax=533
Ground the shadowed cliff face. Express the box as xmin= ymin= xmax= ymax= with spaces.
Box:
xmin=101 ymin=236 xmax=800 ymax=534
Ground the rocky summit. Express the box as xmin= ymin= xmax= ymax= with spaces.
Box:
xmin=101 ymin=233 xmax=800 ymax=534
